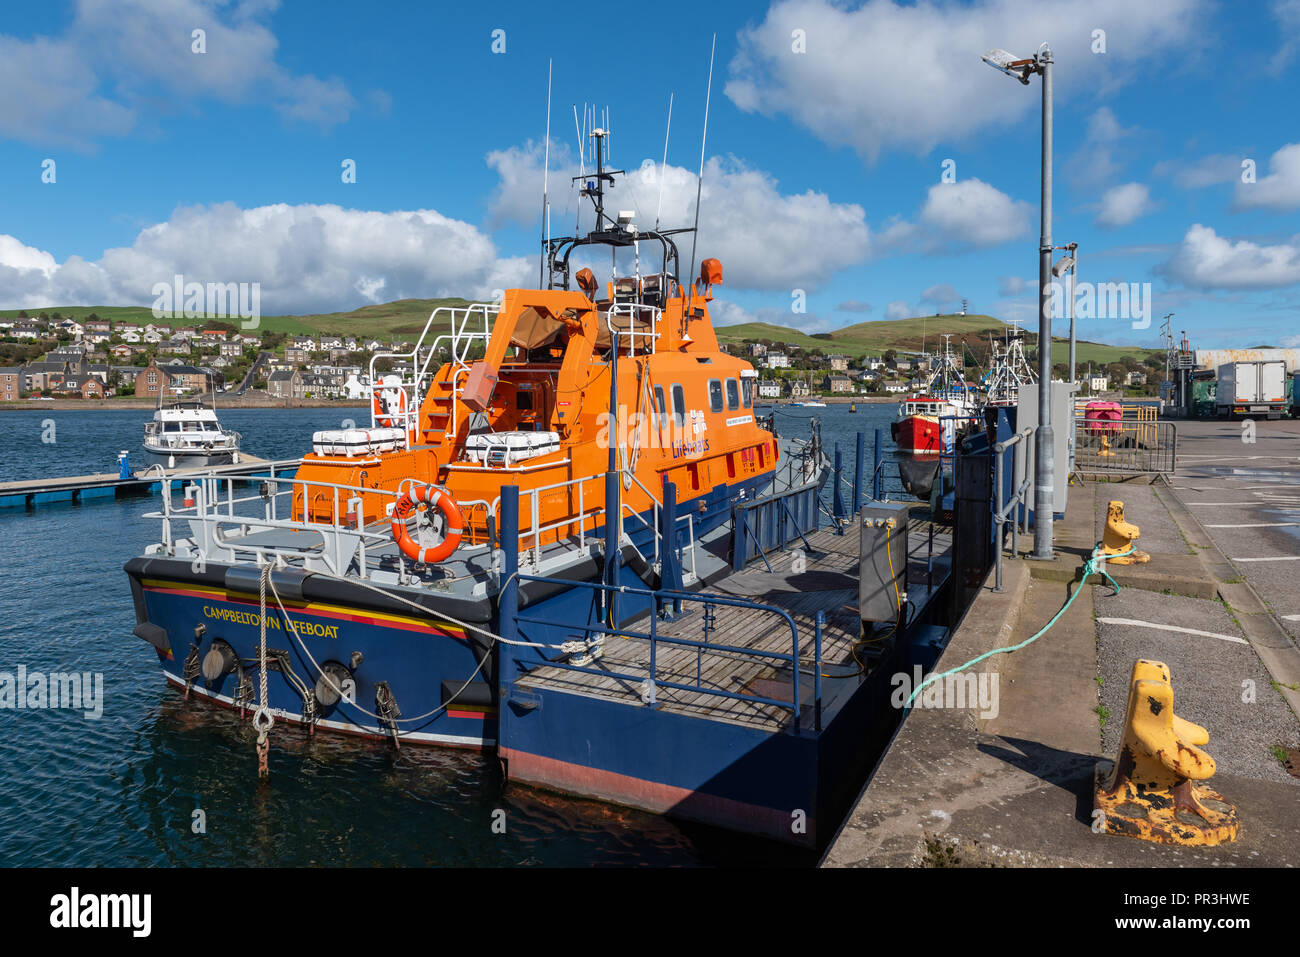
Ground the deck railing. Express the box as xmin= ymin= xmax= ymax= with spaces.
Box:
xmin=367 ymin=301 xmax=500 ymax=446
xmin=511 ymin=576 xmax=821 ymax=732
xmin=145 ymin=461 xmax=702 ymax=584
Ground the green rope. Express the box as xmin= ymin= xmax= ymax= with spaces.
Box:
xmin=904 ymin=543 xmax=1134 ymax=709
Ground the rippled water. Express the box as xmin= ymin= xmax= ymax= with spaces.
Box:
xmin=0 ymin=404 xmax=894 ymax=866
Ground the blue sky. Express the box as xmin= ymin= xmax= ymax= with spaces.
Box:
xmin=2 ymin=0 xmax=1299 ymax=350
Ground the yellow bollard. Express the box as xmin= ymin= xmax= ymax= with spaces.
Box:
xmin=1100 ymin=500 xmax=1149 ymax=564
xmin=1094 ymin=659 xmax=1239 ymax=846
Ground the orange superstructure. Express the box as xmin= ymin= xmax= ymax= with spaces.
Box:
xmin=292 ymin=266 xmax=774 ymax=557
xmin=289 ymin=125 xmax=778 ymax=564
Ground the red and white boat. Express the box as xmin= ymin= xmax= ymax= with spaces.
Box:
xmin=890 ymin=339 xmax=981 ymax=499
xmin=890 ymin=340 xmax=979 ymax=455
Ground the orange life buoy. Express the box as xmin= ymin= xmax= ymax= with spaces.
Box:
xmin=391 ymin=485 xmax=463 ymax=564
xmin=372 ymin=382 xmax=408 ymax=428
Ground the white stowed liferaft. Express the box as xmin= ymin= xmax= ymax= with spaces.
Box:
xmin=464 ymin=430 xmax=561 ymax=467
xmin=311 ymin=427 xmax=406 ymax=457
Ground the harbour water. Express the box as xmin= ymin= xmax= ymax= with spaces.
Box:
xmin=0 ymin=404 xmax=899 ymax=866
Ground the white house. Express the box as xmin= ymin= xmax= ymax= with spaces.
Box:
xmin=342 ymin=373 xmax=371 ymax=400
xmin=764 ymin=352 xmax=790 ymax=370
xmin=758 ymin=379 xmax=781 ymax=399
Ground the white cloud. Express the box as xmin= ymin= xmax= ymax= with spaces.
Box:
xmin=837 ymin=299 xmax=873 ymax=312
xmin=709 ymin=300 xmax=758 ymax=326
xmin=485 ymin=144 xmax=872 ymax=291
xmin=0 ymin=202 xmax=530 ymax=313
xmin=485 ymin=139 xmax=571 ymax=229
xmin=1234 ymin=143 xmax=1300 ymax=212
xmin=725 ymin=0 xmax=1207 ymax=162
xmin=1160 ymin=224 xmax=1300 ymax=291
xmin=906 ymin=179 xmax=1032 ymax=251
xmin=884 ymin=301 xmax=913 ymax=320
xmin=1096 ymin=182 xmax=1156 ymax=228
xmin=1271 ymin=0 xmax=1300 ymax=72
xmin=998 ymin=275 xmax=1032 ymax=296
xmin=920 ymin=283 xmax=959 ymax=308
xmin=0 ymin=0 xmax=359 ymax=148
xmin=1154 ymin=153 xmax=1243 ymax=190
xmin=1065 ymin=108 xmax=1139 ymax=187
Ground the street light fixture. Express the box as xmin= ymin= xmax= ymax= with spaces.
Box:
xmin=983 ymin=41 xmax=1055 ymax=561
xmin=981 ymin=49 xmax=1035 ymax=84
xmin=1053 ymin=241 xmax=1079 ymax=385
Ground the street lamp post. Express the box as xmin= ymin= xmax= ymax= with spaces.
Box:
xmin=983 ymin=42 xmax=1055 ymax=560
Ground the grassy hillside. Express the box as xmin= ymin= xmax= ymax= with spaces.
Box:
xmin=0 ymin=298 xmax=476 ymax=339
xmin=716 ymin=312 xmax=1159 ymax=366
xmin=3 ymin=301 xmax=1159 ymax=364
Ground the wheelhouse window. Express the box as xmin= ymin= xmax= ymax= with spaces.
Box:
xmin=741 ymin=377 xmax=753 ymax=408
xmin=671 ymin=384 xmax=686 ymax=430
xmin=725 ymin=378 xmax=739 ymax=411
xmin=708 ymin=379 xmax=723 ymax=414
xmin=654 ymin=385 xmax=668 ymax=431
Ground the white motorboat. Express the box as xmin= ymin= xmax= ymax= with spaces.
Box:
xmin=143 ymin=397 xmax=241 ymax=469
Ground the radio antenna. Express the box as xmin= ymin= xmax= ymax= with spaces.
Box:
xmin=654 ymin=92 xmax=674 ymax=231
xmin=539 ymin=58 xmax=552 ymax=286
xmin=572 ymin=103 xmax=586 ymax=233
xmin=686 ymin=33 xmax=716 ymax=307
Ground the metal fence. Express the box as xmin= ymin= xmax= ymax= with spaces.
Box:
xmin=1073 ymin=419 xmax=1177 ymax=474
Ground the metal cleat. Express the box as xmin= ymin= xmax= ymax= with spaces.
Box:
xmin=1094 ymin=659 xmax=1239 ymax=846
xmin=1100 ymin=499 xmax=1149 ymax=564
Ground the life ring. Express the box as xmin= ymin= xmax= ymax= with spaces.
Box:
xmin=372 ymin=379 xmax=408 ymax=428
xmin=391 ymin=485 xmax=463 ymax=564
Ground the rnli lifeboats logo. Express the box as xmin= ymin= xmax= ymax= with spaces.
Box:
xmin=671 ymin=438 xmax=710 ymax=459
xmin=202 ymin=605 xmax=341 ymax=640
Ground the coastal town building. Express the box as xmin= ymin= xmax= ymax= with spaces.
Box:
xmin=0 ymin=367 xmax=20 ymax=400
xmin=134 ymin=359 xmax=220 ymax=397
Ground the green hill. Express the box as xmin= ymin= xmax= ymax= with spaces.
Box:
xmin=0 ymin=298 xmax=476 ymax=338
xmin=2 ymin=301 xmax=1158 ymax=364
xmin=716 ymin=312 xmax=1158 ymax=366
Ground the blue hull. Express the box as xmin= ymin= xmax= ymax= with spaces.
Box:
xmin=125 ymin=474 xmax=769 ymax=750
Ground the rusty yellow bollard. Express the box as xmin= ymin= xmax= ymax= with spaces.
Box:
xmin=1100 ymin=500 xmax=1149 ymax=564
xmin=1094 ymin=659 xmax=1239 ymax=846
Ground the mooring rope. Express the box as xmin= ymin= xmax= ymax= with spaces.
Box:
xmin=256 ymin=567 xmax=588 ymax=737
xmin=904 ymin=544 xmax=1134 ymax=709
xmin=254 ymin=562 xmax=275 ymax=776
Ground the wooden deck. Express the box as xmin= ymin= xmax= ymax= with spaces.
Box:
xmin=517 ymin=510 xmax=952 ymax=733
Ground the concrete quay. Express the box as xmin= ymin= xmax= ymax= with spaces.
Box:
xmin=823 ymin=419 xmax=1300 ymax=867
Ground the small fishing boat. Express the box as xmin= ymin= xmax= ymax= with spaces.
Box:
xmin=142 ymin=394 xmax=241 ymax=469
xmin=982 ymin=325 xmax=1035 ymax=407
xmin=890 ymin=337 xmax=980 ymax=498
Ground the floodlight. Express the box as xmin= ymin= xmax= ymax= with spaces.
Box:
xmin=982 ymin=48 xmax=1033 ymax=84
xmin=1052 ymin=255 xmax=1075 ymax=277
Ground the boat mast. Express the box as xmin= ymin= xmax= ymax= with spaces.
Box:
xmin=685 ymin=33 xmax=716 ymax=315
xmin=538 ymin=59 xmax=552 ymax=286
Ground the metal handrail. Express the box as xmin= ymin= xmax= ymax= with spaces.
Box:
xmin=515 ymin=573 xmax=815 ymax=731
xmin=992 ymin=424 xmax=1035 ymax=592
xmin=604 ymin=302 xmax=662 ymax=357
xmin=367 ymin=301 xmax=501 ymax=446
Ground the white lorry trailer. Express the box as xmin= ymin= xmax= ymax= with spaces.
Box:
xmin=1216 ymin=360 xmax=1288 ymax=419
